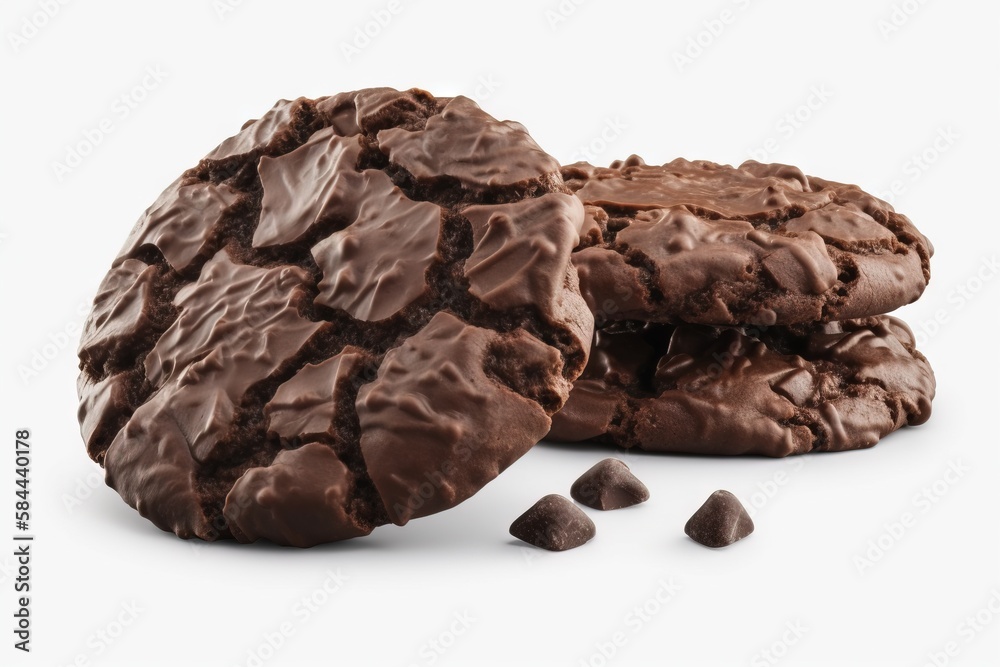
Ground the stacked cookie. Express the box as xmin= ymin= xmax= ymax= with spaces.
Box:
xmin=77 ymin=88 xmax=934 ymax=547
xmin=549 ymin=156 xmax=935 ymax=456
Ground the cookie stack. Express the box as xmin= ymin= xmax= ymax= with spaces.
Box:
xmin=77 ymin=87 xmax=934 ymax=547
xmin=548 ymin=156 xmax=935 ymax=456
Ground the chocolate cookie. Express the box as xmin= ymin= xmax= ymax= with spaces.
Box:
xmin=77 ymin=87 xmax=593 ymax=547
xmin=548 ymin=316 xmax=934 ymax=456
xmin=567 ymin=157 xmax=932 ymax=326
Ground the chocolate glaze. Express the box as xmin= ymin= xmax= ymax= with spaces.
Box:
xmin=77 ymin=373 xmax=130 ymax=462
xmin=548 ymin=316 xmax=934 ymax=456
xmin=462 ymin=193 xmax=585 ymax=311
xmin=204 ymin=98 xmax=298 ymax=161
xmin=78 ymin=259 xmax=160 ymax=378
xmin=379 ymin=97 xmax=561 ymax=190
xmin=224 ymin=443 xmax=371 ymax=547
xmin=264 ymin=348 xmax=370 ymax=440
xmin=567 ymin=156 xmax=933 ymax=326
xmin=310 ymin=167 xmax=442 ymax=322
xmin=78 ymin=88 xmax=593 ymax=547
xmin=116 ymin=177 xmax=241 ymax=273
xmin=253 ymin=129 xmax=366 ymax=248
xmin=100 ymin=251 xmax=329 ymax=538
xmin=358 ymin=312 xmax=562 ymax=525
xmin=104 ymin=383 xmax=215 ymax=538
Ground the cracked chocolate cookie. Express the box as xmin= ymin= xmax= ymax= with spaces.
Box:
xmin=547 ymin=316 xmax=934 ymax=456
xmin=568 ymin=156 xmax=933 ymax=327
xmin=77 ymin=87 xmax=593 ymax=547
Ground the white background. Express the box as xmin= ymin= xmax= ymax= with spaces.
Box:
xmin=2 ymin=1 xmax=999 ymax=665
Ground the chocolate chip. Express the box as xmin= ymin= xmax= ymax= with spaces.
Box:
xmin=684 ymin=490 xmax=754 ymax=548
xmin=570 ymin=458 xmax=649 ymax=510
xmin=509 ymin=494 xmax=595 ymax=551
